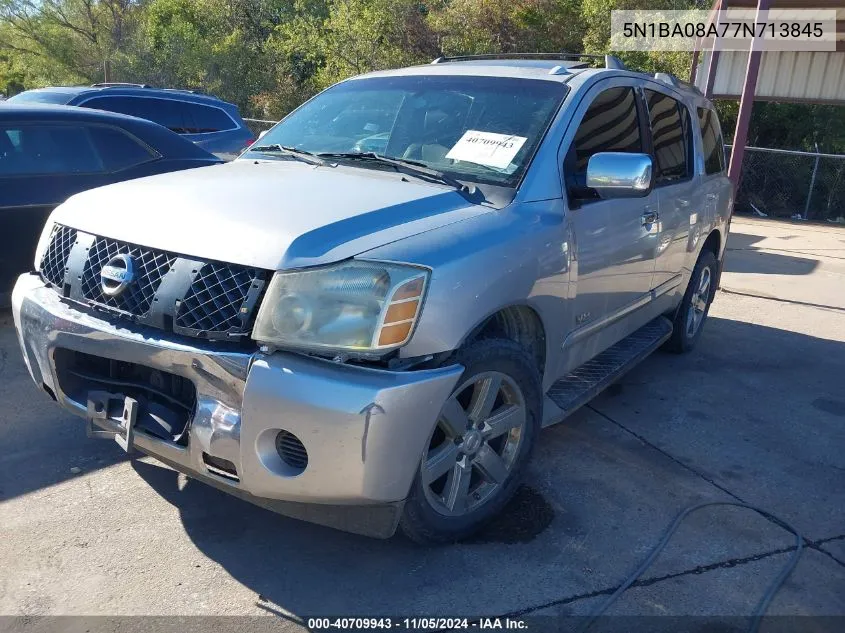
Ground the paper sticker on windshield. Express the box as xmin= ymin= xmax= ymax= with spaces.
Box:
xmin=445 ymin=131 xmax=527 ymax=170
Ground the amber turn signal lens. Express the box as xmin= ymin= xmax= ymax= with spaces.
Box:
xmin=378 ymin=321 xmax=413 ymax=346
xmin=384 ymin=299 xmax=419 ymax=324
xmin=373 ymin=272 xmax=426 ymax=348
xmin=392 ymin=277 xmax=425 ymax=301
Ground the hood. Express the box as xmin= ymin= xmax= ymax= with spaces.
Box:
xmin=51 ymin=160 xmax=490 ymax=270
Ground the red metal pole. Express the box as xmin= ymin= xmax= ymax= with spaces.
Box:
xmin=703 ymin=0 xmax=726 ymax=97
xmin=704 ymin=50 xmax=722 ymax=97
xmin=727 ymin=0 xmax=772 ymax=191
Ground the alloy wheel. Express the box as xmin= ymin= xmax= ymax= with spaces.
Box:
xmin=686 ymin=266 xmax=712 ymax=338
xmin=421 ymin=371 xmax=527 ymax=517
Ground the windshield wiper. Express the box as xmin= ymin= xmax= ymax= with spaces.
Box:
xmin=250 ymin=144 xmax=326 ymax=166
xmin=317 ymin=152 xmax=471 ymax=193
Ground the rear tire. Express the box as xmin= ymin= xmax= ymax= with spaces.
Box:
xmin=665 ymin=249 xmax=718 ymax=353
xmin=399 ymin=339 xmax=541 ymax=544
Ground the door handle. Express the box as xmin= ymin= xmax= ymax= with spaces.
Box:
xmin=641 ymin=210 xmax=659 ymax=225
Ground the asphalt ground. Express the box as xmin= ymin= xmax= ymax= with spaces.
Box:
xmin=0 ymin=217 xmax=843 ymax=631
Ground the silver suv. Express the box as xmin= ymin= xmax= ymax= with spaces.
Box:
xmin=12 ymin=54 xmax=731 ymax=543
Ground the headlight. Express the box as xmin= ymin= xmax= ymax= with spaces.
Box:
xmin=253 ymin=260 xmax=429 ymax=354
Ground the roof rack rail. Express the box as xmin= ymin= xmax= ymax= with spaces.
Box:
xmin=91 ymin=82 xmax=150 ymax=88
xmin=654 ymin=72 xmax=704 ymax=96
xmin=160 ymin=87 xmax=208 ymax=96
xmin=430 ymin=52 xmax=627 ymax=70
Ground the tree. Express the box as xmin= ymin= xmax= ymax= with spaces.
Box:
xmin=0 ymin=0 xmax=138 ymax=83
xmin=428 ymin=0 xmax=583 ymax=56
xmin=275 ymin=0 xmax=435 ymax=90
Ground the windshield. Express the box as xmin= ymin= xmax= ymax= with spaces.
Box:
xmin=246 ymin=75 xmax=567 ymax=187
xmin=7 ymin=91 xmax=76 ymax=105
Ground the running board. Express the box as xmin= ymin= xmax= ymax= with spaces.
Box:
xmin=547 ymin=316 xmax=673 ymax=418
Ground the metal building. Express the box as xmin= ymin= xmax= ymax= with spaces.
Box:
xmin=690 ymin=0 xmax=845 ymax=187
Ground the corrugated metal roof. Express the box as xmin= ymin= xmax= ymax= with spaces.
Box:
xmin=696 ymin=0 xmax=845 ymax=103
xmin=705 ymin=0 xmax=845 ymax=51
xmin=695 ymin=51 xmax=845 ymax=103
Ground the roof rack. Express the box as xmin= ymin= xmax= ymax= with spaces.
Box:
xmin=654 ymin=72 xmax=704 ymax=96
xmin=430 ymin=52 xmax=626 ymax=71
xmin=160 ymin=87 xmax=208 ymax=96
xmin=91 ymin=82 xmax=150 ymax=88
xmin=88 ymin=83 xmax=215 ymax=98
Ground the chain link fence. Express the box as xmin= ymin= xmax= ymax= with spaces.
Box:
xmin=732 ymin=146 xmax=845 ymax=224
xmin=244 ymin=120 xmax=845 ymax=225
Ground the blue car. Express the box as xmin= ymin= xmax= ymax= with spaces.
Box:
xmin=0 ymin=104 xmax=222 ymax=304
xmin=7 ymin=84 xmax=254 ymax=160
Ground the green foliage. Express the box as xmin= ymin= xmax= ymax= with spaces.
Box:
xmin=746 ymin=103 xmax=845 ymax=154
xmin=428 ymin=0 xmax=583 ymax=56
xmin=0 ymin=0 xmax=841 ymax=144
xmin=0 ymin=0 xmax=139 ymax=85
xmin=275 ymin=0 xmax=431 ymax=90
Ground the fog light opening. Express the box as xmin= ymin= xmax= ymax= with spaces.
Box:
xmin=275 ymin=430 xmax=308 ymax=473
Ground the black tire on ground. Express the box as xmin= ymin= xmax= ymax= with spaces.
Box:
xmin=399 ymin=339 xmax=542 ymax=544
xmin=665 ymin=248 xmax=718 ymax=353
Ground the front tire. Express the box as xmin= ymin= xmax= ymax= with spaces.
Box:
xmin=399 ymin=339 xmax=541 ymax=544
xmin=665 ymin=249 xmax=718 ymax=353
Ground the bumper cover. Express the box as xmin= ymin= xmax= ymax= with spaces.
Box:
xmin=12 ymin=274 xmax=462 ymax=537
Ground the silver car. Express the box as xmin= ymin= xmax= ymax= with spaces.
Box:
xmin=11 ymin=54 xmax=731 ymax=543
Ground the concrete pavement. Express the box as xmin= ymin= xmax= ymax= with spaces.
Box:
xmin=0 ymin=217 xmax=843 ymax=628
xmin=721 ymin=216 xmax=845 ymax=310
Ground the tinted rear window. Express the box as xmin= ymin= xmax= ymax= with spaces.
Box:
xmin=7 ymin=91 xmax=77 ymax=105
xmin=184 ymin=103 xmax=236 ymax=133
xmin=698 ymin=107 xmax=726 ymax=175
xmin=88 ymin=126 xmax=157 ymax=170
xmin=0 ymin=123 xmax=156 ymax=176
xmin=645 ymin=89 xmax=692 ymax=185
xmin=81 ymin=96 xmax=190 ymax=133
xmin=0 ymin=124 xmax=103 ymax=175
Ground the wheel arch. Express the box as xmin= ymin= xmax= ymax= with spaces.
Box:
xmin=701 ymin=227 xmax=722 ymax=260
xmin=458 ymin=303 xmax=547 ymax=381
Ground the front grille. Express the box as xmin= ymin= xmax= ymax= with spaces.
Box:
xmin=40 ymin=225 xmax=77 ymax=287
xmin=41 ymin=225 xmax=268 ymax=341
xmin=176 ymin=262 xmax=263 ymax=335
xmin=80 ymin=236 xmax=176 ymax=316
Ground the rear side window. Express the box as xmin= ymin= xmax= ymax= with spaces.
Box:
xmin=645 ymin=89 xmax=692 ymax=185
xmin=0 ymin=124 xmax=104 ymax=175
xmin=0 ymin=124 xmax=156 ymax=176
xmin=183 ymin=103 xmax=236 ymax=133
xmin=7 ymin=91 xmax=76 ymax=105
xmin=81 ymin=96 xmax=190 ymax=133
xmin=571 ymin=87 xmax=642 ymax=171
xmin=88 ymin=126 xmax=157 ymax=171
xmin=698 ymin=107 xmax=726 ymax=175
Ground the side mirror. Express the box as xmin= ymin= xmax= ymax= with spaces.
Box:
xmin=586 ymin=152 xmax=653 ymax=199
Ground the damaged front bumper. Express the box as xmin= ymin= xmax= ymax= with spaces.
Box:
xmin=12 ymin=273 xmax=462 ymax=538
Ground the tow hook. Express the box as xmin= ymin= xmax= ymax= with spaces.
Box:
xmin=85 ymin=391 xmax=139 ymax=454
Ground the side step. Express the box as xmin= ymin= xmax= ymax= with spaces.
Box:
xmin=547 ymin=316 xmax=673 ymax=418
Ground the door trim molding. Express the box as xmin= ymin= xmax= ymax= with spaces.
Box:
xmin=563 ymin=292 xmax=651 ymax=349
xmin=653 ymin=273 xmax=683 ymax=298
xmin=562 ymin=273 xmax=683 ymax=350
